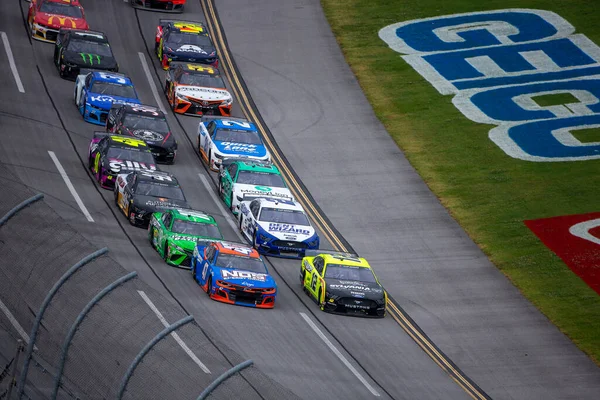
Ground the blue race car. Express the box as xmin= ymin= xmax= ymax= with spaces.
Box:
xmin=74 ymin=71 xmax=141 ymax=125
xmin=191 ymin=240 xmax=277 ymax=308
xmin=197 ymin=117 xmax=271 ymax=171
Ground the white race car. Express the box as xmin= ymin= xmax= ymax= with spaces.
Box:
xmin=237 ymin=197 xmax=320 ymax=259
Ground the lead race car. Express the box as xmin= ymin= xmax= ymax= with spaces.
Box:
xmin=28 ymin=0 xmax=89 ymax=43
xmin=74 ymin=71 xmax=140 ymax=125
xmin=130 ymin=0 xmax=186 ymax=13
xmin=300 ymin=250 xmax=387 ymax=318
xmin=164 ymin=62 xmax=233 ymax=117
xmin=198 ymin=117 xmax=271 ymax=171
xmin=88 ymin=133 xmax=157 ymax=189
xmin=155 ymin=20 xmax=218 ymax=70
xmin=237 ymin=197 xmax=319 ymax=258
xmin=149 ymin=208 xmax=223 ymax=268
xmin=191 ymin=241 xmax=277 ymax=308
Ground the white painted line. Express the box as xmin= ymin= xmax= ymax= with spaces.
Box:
xmin=299 ymin=312 xmax=381 ymax=397
xmin=1 ymin=32 xmax=25 ymax=93
xmin=137 ymin=290 xmax=211 ymax=374
xmin=48 ymin=151 xmax=94 ymax=222
xmin=198 ymin=173 xmax=245 ymax=241
xmin=138 ymin=52 xmax=167 ymax=113
xmin=0 ymin=299 xmax=36 ymax=349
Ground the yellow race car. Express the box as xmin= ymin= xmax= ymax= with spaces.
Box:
xmin=300 ymin=250 xmax=387 ymax=318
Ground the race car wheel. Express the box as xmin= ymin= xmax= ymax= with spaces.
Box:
xmin=252 ymin=229 xmax=258 ymax=248
xmin=206 ymin=276 xmax=212 ymax=296
xmin=113 ymin=186 xmax=119 ymax=206
xmin=148 ymin=227 xmax=155 ymax=247
xmin=163 ymin=243 xmax=169 ymax=262
xmin=318 ymin=291 xmax=324 ymax=310
xmin=229 ymin=193 xmax=235 ymax=212
xmin=300 ymin=270 xmax=306 ymax=285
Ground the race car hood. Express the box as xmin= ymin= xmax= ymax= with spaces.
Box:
xmin=234 ymin=184 xmax=293 ymax=202
xmin=35 ymin=13 xmax=88 ymax=30
xmin=258 ymin=221 xmax=316 ymax=242
xmin=106 ymin=158 xmax=157 ymax=174
xmin=326 ymin=280 xmax=384 ymax=300
xmin=166 ymin=44 xmax=216 ymax=59
xmin=63 ymin=50 xmax=118 ymax=70
xmin=87 ymin=94 xmax=141 ymax=110
xmin=213 ymin=267 xmax=276 ymax=289
xmin=121 ymin=127 xmax=176 ymax=148
xmin=134 ymin=196 xmax=189 ymax=212
xmin=176 ymin=86 xmax=230 ymax=102
xmin=213 ymin=141 xmax=268 ymax=158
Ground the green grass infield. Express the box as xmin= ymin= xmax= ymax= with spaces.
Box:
xmin=321 ymin=0 xmax=600 ymax=363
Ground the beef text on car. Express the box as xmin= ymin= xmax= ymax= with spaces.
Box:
xmin=54 ymin=29 xmax=118 ymax=80
xmin=88 ymin=133 xmax=157 ymax=190
xmin=106 ymin=104 xmax=178 ymax=164
xmin=165 ymin=62 xmax=232 ymax=117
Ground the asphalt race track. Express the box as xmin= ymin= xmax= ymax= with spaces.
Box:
xmin=1 ymin=0 xmax=599 ymax=399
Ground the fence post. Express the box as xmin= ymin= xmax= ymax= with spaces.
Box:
xmin=117 ymin=315 xmax=194 ymax=400
xmin=17 ymin=247 xmax=109 ymax=399
xmin=196 ymin=360 xmax=254 ymax=400
xmin=51 ymin=272 xmax=138 ymax=400
xmin=0 ymin=194 xmax=43 ymax=227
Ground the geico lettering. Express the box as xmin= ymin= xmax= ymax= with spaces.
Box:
xmin=221 ymin=270 xmax=266 ymax=281
xmin=268 ymin=223 xmax=310 ymax=235
xmin=379 ymin=9 xmax=600 ymax=162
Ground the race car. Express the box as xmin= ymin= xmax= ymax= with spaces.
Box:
xmin=130 ymin=0 xmax=186 ymax=13
xmin=27 ymin=0 xmax=89 ymax=43
xmin=300 ymin=250 xmax=387 ymax=318
xmin=164 ymin=62 xmax=232 ymax=117
xmin=155 ymin=20 xmax=218 ymax=70
xmin=88 ymin=132 xmax=157 ymax=190
xmin=191 ymin=241 xmax=277 ymax=308
xmin=54 ymin=29 xmax=119 ymax=80
xmin=197 ymin=117 xmax=270 ymax=171
xmin=114 ymin=170 xmax=189 ymax=227
xmin=74 ymin=71 xmax=140 ymax=125
xmin=237 ymin=197 xmax=319 ymax=259
xmin=149 ymin=208 xmax=223 ymax=268
xmin=219 ymin=158 xmax=293 ymax=214
xmin=106 ymin=104 xmax=178 ymax=164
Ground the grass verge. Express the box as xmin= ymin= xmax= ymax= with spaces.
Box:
xmin=320 ymin=0 xmax=600 ymax=363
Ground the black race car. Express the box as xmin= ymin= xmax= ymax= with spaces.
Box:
xmin=114 ymin=170 xmax=190 ymax=227
xmin=54 ymin=29 xmax=118 ymax=80
xmin=88 ymin=132 xmax=158 ymax=190
xmin=106 ymin=104 xmax=178 ymax=164
xmin=155 ymin=20 xmax=218 ymax=70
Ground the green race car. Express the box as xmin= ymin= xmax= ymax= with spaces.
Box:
xmin=148 ymin=208 xmax=223 ymax=267
xmin=218 ymin=158 xmax=294 ymax=214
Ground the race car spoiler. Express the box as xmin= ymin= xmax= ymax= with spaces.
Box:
xmin=92 ymin=131 xmax=111 ymax=140
xmin=79 ymin=68 xmax=126 ymax=76
xmin=200 ymin=116 xmax=251 ymax=124
xmin=160 ymin=19 xmax=206 ymax=27
xmin=220 ymin=157 xmax=273 ymax=169
xmin=304 ymin=249 xmax=360 ymax=259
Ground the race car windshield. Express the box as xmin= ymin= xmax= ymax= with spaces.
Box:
xmin=67 ymin=40 xmax=113 ymax=57
xmin=136 ymin=183 xmax=186 ymax=201
xmin=40 ymin=3 xmax=83 ymax=18
xmin=167 ymin=32 xmax=213 ymax=47
xmin=216 ymin=254 xmax=267 ymax=273
xmin=324 ymin=265 xmax=377 ymax=283
xmin=107 ymin=148 xmax=155 ymax=164
xmin=259 ymin=208 xmax=310 ymax=226
xmin=236 ymin=171 xmax=286 ymax=187
xmin=90 ymin=82 xmax=136 ymax=98
xmin=171 ymin=220 xmax=222 ymax=238
xmin=214 ymin=129 xmax=262 ymax=145
xmin=123 ymin=115 xmax=170 ymax=133
xmin=180 ymin=73 xmax=225 ymax=88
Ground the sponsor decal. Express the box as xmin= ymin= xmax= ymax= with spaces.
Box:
xmin=145 ymin=200 xmax=180 ymax=207
xmin=89 ymin=95 xmax=116 ymax=103
xmin=268 ymin=223 xmax=310 ymax=235
xmin=132 ymin=130 xmax=165 ymax=142
xmin=525 ymin=212 xmax=600 ymax=295
xmin=221 ymin=270 xmax=267 ymax=281
xmin=221 ymin=243 xmax=253 ymax=255
xmin=79 ymin=53 xmax=101 ymax=65
xmin=379 ymin=10 xmax=600 ymax=162
xmin=176 ymin=45 xmax=208 ymax=54
xmin=170 ymin=235 xmax=196 ymax=242
xmin=254 ymin=186 xmax=271 ymax=192
xmin=108 ymin=159 xmax=156 ymax=172
xmin=47 ymin=15 xmax=76 ymax=28
xmin=219 ymin=142 xmax=258 ymax=153
xmin=178 ymin=87 xmax=228 ymax=95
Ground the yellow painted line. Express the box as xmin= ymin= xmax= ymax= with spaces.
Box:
xmin=200 ymin=1 xmax=488 ymax=399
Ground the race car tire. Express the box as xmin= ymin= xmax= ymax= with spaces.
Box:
xmin=252 ymin=229 xmax=258 ymax=248
xmin=163 ymin=243 xmax=169 ymax=262
xmin=113 ymin=186 xmax=119 ymax=206
xmin=229 ymin=193 xmax=235 ymax=212
xmin=300 ymin=270 xmax=305 ymax=285
xmin=206 ymin=276 xmax=212 ymax=296
xmin=207 ymin=150 xmax=212 ymax=167
xmin=318 ymin=291 xmax=324 ymax=310
xmin=148 ymin=227 xmax=155 ymax=247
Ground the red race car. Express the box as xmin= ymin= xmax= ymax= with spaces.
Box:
xmin=130 ymin=0 xmax=186 ymax=13
xmin=27 ymin=0 xmax=89 ymax=43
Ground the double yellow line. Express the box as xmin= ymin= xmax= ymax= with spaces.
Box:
xmin=199 ymin=1 xmax=489 ymax=399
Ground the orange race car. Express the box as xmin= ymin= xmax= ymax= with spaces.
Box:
xmin=27 ymin=0 xmax=89 ymax=43
xmin=164 ymin=62 xmax=233 ymax=117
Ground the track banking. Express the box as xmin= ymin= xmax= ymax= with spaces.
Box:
xmin=379 ymin=9 xmax=600 ymax=162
